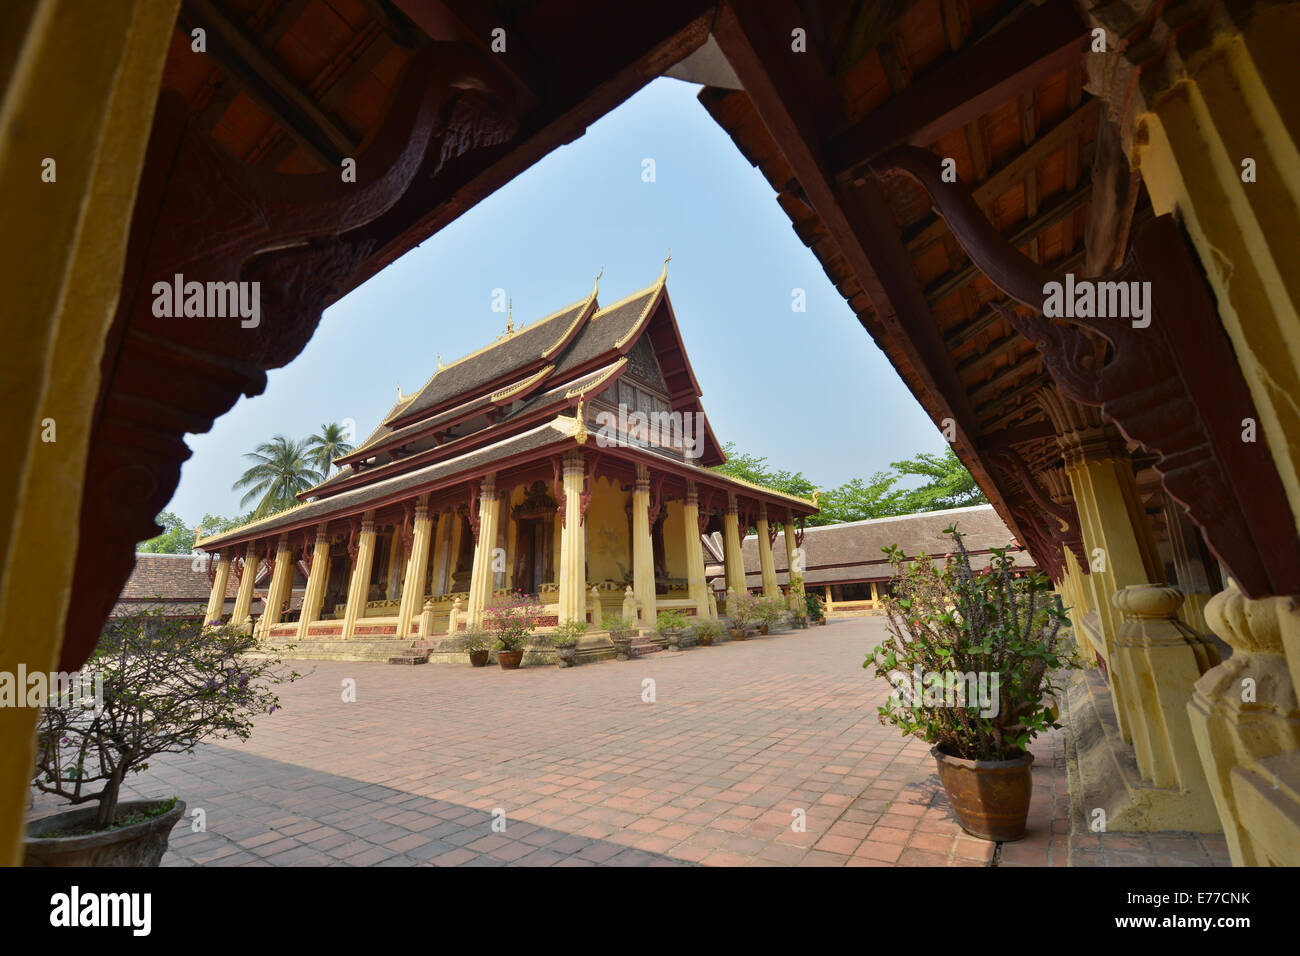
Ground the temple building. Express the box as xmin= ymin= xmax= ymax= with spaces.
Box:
xmin=710 ymin=504 xmax=1036 ymax=618
xmin=8 ymin=0 xmax=1300 ymax=867
xmin=195 ymin=269 xmax=818 ymax=655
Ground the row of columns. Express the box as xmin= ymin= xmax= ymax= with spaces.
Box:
xmin=204 ymin=457 xmax=805 ymax=637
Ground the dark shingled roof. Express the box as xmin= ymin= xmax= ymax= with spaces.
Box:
xmin=387 ymin=297 xmax=591 ymax=425
xmin=712 ymin=505 xmax=1035 ymax=588
xmin=118 ymin=553 xmax=240 ymax=602
xmin=554 ymin=285 xmax=659 ymax=376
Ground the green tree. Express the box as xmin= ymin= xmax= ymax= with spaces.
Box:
xmin=138 ymin=511 xmax=196 ymax=553
xmin=305 ymin=421 xmax=355 ymax=478
xmin=891 ymin=447 xmax=988 ymax=512
xmin=711 ymin=442 xmax=816 ymax=499
xmin=813 ymin=472 xmax=907 ymax=525
xmin=233 ymin=436 xmax=321 ymax=518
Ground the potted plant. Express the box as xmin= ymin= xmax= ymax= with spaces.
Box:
xmin=694 ymin=619 xmax=724 ymax=647
xmin=727 ymin=591 xmax=758 ymax=640
xmin=756 ymin=596 xmax=784 ymax=635
xmin=549 ymin=620 xmax=586 ymax=667
xmin=460 ymin=630 xmax=490 ymax=667
xmin=805 ymin=590 xmax=825 ymax=626
xmin=657 ymin=609 xmax=689 ymax=651
xmin=864 ymin=527 xmax=1069 ymax=842
xmin=602 ymin=614 xmax=637 ymax=661
xmin=790 ymin=607 xmax=808 ymax=629
xmin=484 ymin=592 xmax=543 ymax=669
xmin=26 ymin=610 xmax=299 ymax=866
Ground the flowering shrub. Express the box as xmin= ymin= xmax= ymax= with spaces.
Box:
xmin=483 ymin=591 xmax=544 ymax=651
xmin=727 ymin=591 xmax=760 ymax=629
xmin=864 ymin=526 xmax=1070 ymax=761
xmin=548 ymin=620 xmax=587 ymax=648
xmin=757 ymin=596 xmax=785 ymax=627
xmin=33 ymin=610 xmax=299 ymax=831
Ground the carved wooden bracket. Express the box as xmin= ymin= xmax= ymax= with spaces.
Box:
xmin=874 ymin=146 xmax=1300 ymax=599
xmin=986 ymin=447 xmax=1086 ymax=572
xmin=468 ymin=481 xmax=482 ymax=542
xmin=205 ymin=552 xmax=216 ymax=586
xmin=648 ymin=471 xmax=665 ymax=525
xmin=579 ymin=453 xmax=601 ymax=526
xmin=62 ymin=43 xmax=518 ymax=670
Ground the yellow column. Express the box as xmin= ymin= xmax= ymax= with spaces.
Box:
xmin=1110 ymin=585 xmax=1222 ymax=830
xmin=0 ymin=0 xmax=181 ymax=870
xmin=230 ymin=542 xmax=258 ymax=630
xmin=341 ymin=512 xmax=376 ymax=639
xmin=204 ymin=556 xmax=232 ymax=625
xmin=682 ymin=482 xmax=711 ymax=619
xmin=723 ymin=492 xmax=746 ymax=596
xmin=466 ymin=475 xmax=501 ymax=628
xmin=395 ymin=496 xmax=431 ymax=639
xmin=384 ymin=525 xmax=403 ymax=599
xmin=756 ymin=505 xmax=779 ymax=599
xmin=297 ymin=524 xmax=332 ymax=638
xmin=398 ymin=496 xmax=432 ymax=636
xmin=632 ymin=464 xmax=656 ymax=625
xmin=870 ymin=581 xmax=879 ymax=609
xmin=504 ymin=489 xmax=518 ymax=591
xmin=447 ymin=508 xmax=464 ymax=592
xmin=429 ymin=508 xmax=451 ymax=595
xmin=783 ymin=514 xmax=803 ymax=610
xmin=1054 ymin=414 xmax=1164 ymax=743
xmin=258 ymin=533 xmax=293 ymax=634
xmin=1131 ymin=3 xmax=1300 ymax=542
xmin=1163 ymin=498 xmax=1214 ymax=635
xmin=1189 ymin=582 xmax=1300 ymax=865
xmin=557 ymin=453 xmax=587 ymax=623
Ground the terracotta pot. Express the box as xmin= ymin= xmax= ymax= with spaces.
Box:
xmin=818 ymin=618 xmax=826 ymax=626
xmin=468 ymin=649 xmax=489 ymax=667
xmin=730 ymin=629 xmax=747 ymax=641
xmin=24 ymin=798 xmax=186 ymax=867
xmin=698 ymin=635 xmax=714 ymax=647
xmin=498 ymin=649 xmax=523 ymax=669
xmin=758 ymin=624 xmax=770 ymax=635
xmin=932 ymin=747 xmax=1034 ymax=842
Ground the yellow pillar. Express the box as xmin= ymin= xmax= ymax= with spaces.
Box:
xmin=682 ymin=482 xmax=711 ymax=619
xmin=723 ymin=492 xmax=746 ymax=596
xmin=258 ymin=534 xmax=294 ymax=634
xmin=1189 ymin=582 xmax=1300 ymax=865
xmin=429 ymin=508 xmax=451 ymax=595
xmin=756 ymin=505 xmax=779 ymax=599
xmin=1163 ymin=498 xmax=1215 ymax=635
xmin=0 ymin=0 xmax=180 ymax=870
xmin=1131 ymin=3 xmax=1300 ymax=544
xmin=558 ymin=453 xmax=587 ymax=624
xmin=230 ymin=542 xmax=259 ymax=630
xmin=1044 ymin=397 xmax=1164 ymax=743
xmin=1110 ymin=585 xmax=1222 ymax=830
xmin=466 ymin=475 xmax=501 ymax=628
xmin=398 ymin=496 xmax=432 ymax=636
xmin=632 ymin=464 xmax=656 ymax=625
xmin=204 ymin=556 xmax=232 ymax=625
xmin=505 ymin=489 xmax=518 ymax=591
xmin=782 ymin=515 xmax=803 ymax=610
xmin=384 ymin=525 xmax=403 ymax=600
xmin=870 ymin=581 xmax=879 ymax=609
xmin=297 ymin=524 xmax=332 ymax=638
xmin=342 ymin=512 xmax=377 ymax=639
xmin=447 ymin=508 xmax=464 ymax=592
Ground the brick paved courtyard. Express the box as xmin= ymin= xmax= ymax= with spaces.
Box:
xmin=28 ymin=616 xmax=1229 ymax=866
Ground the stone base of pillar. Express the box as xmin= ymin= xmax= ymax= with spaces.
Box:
xmin=1059 ymin=667 xmax=1223 ymax=833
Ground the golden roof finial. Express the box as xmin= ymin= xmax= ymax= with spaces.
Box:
xmin=575 ymin=395 xmax=588 ymax=445
xmin=660 ymin=248 xmax=672 ymax=283
xmin=593 ymin=267 xmax=604 ymax=298
xmin=436 ymin=352 xmax=443 ymax=371
xmin=506 ymin=298 xmax=514 ymax=335
xmin=397 ymin=382 xmax=403 ymax=402
xmin=811 ymin=488 xmax=820 ymax=508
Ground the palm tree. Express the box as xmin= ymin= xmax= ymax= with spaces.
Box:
xmin=305 ymin=422 xmax=355 ymax=478
xmin=233 ymin=436 xmax=322 ymax=518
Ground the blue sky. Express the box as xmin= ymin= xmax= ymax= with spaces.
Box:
xmin=167 ymin=77 xmax=947 ymax=525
